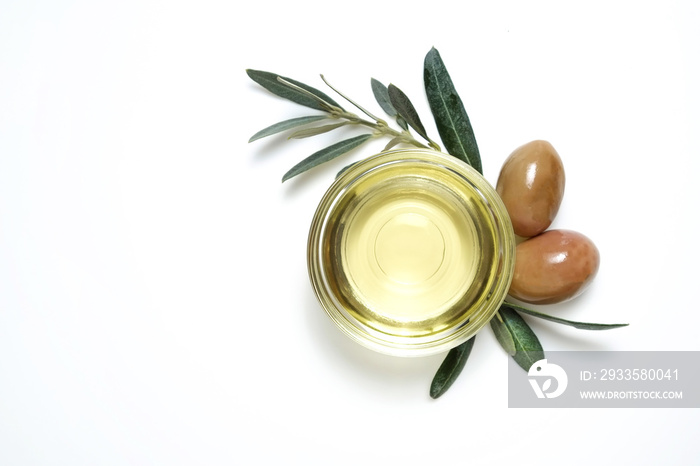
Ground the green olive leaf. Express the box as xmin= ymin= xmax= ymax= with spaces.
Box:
xmin=246 ymin=69 xmax=344 ymax=112
xmin=282 ymin=134 xmax=372 ymax=182
xmin=370 ymin=78 xmax=397 ymax=117
xmin=395 ymin=115 xmax=409 ymax=131
xmin=423 ymin=47 xmax=482 ymax=173
xmin=503 ymin=302 xmax=630 ymax=330
xmin=288 ymin=121 xmax=349 ymax=139
xmin=249 ymin=115 xmax=329 ymax=143
xmin=490 ymin=313 xmax=516 ymax=356
xmin=387 ymin=84 xmax=431 ymax=142
xmin=430 ymin=336 xmax=476 ymax=399
xmin=499 ymin=306 xmax=544 ymax=371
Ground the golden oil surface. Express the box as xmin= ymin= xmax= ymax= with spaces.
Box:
xmin=321 ymin=160 xmax=499 ymax=338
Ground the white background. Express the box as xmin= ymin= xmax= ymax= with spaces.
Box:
xmin=1 ymin=1 xmax=699 ymax=464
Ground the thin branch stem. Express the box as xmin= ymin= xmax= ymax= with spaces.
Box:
xmin=427 ymin=139 xmax=441 ymax=151
xmin=495 ymin=310 xmax=505 ymax=324
xmin=278 ymin=76 xmax=431 ymax=151
xmin=320 ymin=74 xmax=386 ymax=124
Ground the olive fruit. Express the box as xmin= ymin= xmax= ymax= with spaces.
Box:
xmin=508 ymin=229 xmax=600 ymax=304
xmin=496 ymin=140 xmax=565 ymax=238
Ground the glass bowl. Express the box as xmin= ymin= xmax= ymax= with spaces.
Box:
xmin=307 ymin=149 xmax=515 ymax=357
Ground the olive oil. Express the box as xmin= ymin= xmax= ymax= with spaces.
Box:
xmin=308 ymin=150 xmax=514 ymax=356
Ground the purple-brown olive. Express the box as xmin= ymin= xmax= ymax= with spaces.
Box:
xmin=509 ymin=229 xmax=600 ymax=305
xmin=496 ymin=140 xmax=565 ymax=238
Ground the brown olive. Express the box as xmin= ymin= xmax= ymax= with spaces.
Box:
xmin=496 ymin=140 xmax=565 ymax=238
xmin=509 ymin=229 xmax=600 ymax=304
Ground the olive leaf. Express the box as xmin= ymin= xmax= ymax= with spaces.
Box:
xmin=288 ymin=121 xmax=349 ymax=139
xmin=282 ymin=134 xmax=373 ymax=182
xmin=246 ymin=69 xmax=344 ymax=112
xmin=395 ymin=115 xmax=409 ymax=131
xmin=383 ymin=136 xmax=404 ymax=151
xmin=499 ymin=306 xmax=544 ymax=371
xmin=248 ymin=115 xmax=329 ymax=143
xmin=371 ymin=78 xmax=397 ymax=116
xmin=371 ymin=78 xmax=409 ymax=131
xmin=490 ymin=313 xmax=516 ymax=356
xmin=424 ymin=47 xmax=482 ymax=173
xmin=388 ymin=84 xmax=433 ymax=144
xmin=503 ymin=302 xmax=630 ymax=330
xmin=430 ymin=336 xmax=476 ymax=399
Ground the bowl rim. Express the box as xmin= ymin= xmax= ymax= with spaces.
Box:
xmin=307 ymin=148 xmax=515 ymax=357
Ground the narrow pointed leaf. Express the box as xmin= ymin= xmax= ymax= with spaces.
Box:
xmin=249 ymin=115 xmax=328 ymax=143
xmin=282 ymin=134 xmax=372 ymax=182
xmin=246 ymin=69 xmax=343 ymax=111
xmin=388 ymin=84 xmax=430 ymax=141
xmin=395 ymin=115 xmax=409 ymax=131
xmin=430 ymin=336 xmax=476 ymax=399
xmin=503 ymin=302 xmax=630 ymax=330
xmin=370 ymin=78 xmax=397 ymax=116
xmin=490 ymin=313 xmax=516 ymax=356
xmin=500 ymin=306 xmax=544 ymax=371
xmin=424 ymin=47 xmax=482 ymax=173
xmin=383 ymin=136 xmax=403 ymax=151
xmin=288 ymin=121 xmax=349 ymax=139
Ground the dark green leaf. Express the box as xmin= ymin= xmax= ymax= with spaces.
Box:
xmin=388 ymin=84 xmax=430 ymax=141
xmin=246 ymin=69 xmax=344 ymax=111
xmin=282 ymin=134 xmax=372 ymax=182
xmin=424 ymin=47 xmax=482 ymax=173
xmin=288 ymin=121 xmax=349 ymax=139
xmin=249 ymin=115 xmax=328 ymax=143
xmin=370 ymin=78 xmax=397 ymax=116
xmin=490 ymin=313 xmax=516 ymax=356
xmin=503 ymin=302 xmax=630 ymax=330
xmin=430 ymin=336 xmax=476 ymax=399
xmin=500 ymin=306 xmax=544 ymax=371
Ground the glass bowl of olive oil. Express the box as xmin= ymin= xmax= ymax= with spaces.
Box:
xmin=307 ymin=149 xmax=515 ymax=357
